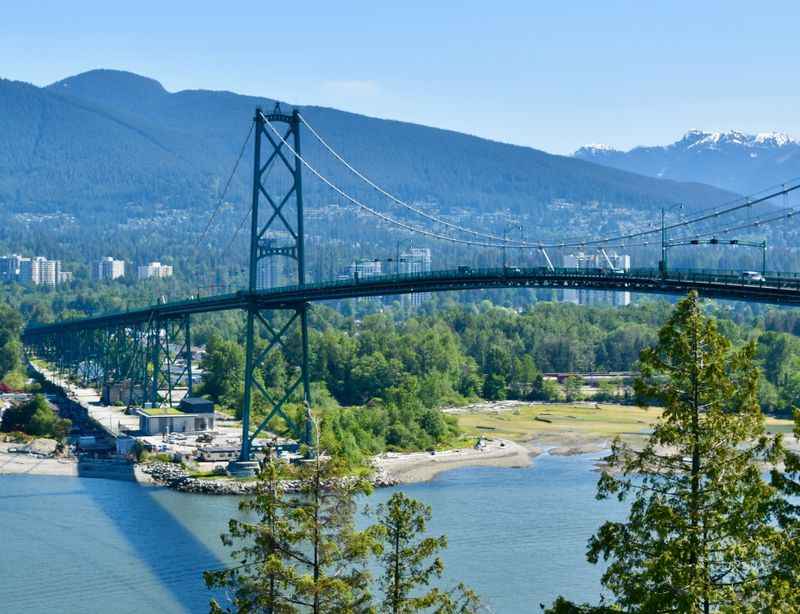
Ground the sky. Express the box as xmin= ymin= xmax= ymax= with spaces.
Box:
xmin=3 ymin=0 xmax=800 ymax=154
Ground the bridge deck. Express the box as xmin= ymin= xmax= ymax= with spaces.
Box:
xmin=22 ymin=267 xmax=800 ymax=338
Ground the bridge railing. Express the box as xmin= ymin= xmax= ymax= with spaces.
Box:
xmin=252 ymin=266 xmax=800 ymax=298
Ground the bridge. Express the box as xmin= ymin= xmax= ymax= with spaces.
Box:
xmin=21 ymin=106 xmax=800 ymax=473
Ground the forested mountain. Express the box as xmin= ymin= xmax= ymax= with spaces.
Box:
xmin=575 ymin=130 xmax=800 ymax=194
xmin=1 ymin=69 xmax=736 ymax=218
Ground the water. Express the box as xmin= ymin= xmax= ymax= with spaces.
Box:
xmin=0 ymin=454 xmax=624 ymax=613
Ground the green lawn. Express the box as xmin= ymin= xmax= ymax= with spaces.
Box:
xmin=138 ymin=407 xmax=187 ymax=417
xmin=457 ymin=402 xmax=794 ymax=444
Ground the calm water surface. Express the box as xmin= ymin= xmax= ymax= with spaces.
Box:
xmin=0 ymin=453 xmax=624 ymax=613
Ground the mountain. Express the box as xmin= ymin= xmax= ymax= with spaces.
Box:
xmin=0 ymin=70 xmax=750 ymax=280
xmin=575 ymin=130 xmax=800 ymax=194
xmin=0 ymin=69 xmax=737 ymax=216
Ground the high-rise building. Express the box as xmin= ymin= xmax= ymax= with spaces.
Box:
xmin=399 ymin=247 xmax=432 ymax=306
xmin=95 ymin=257 xmax=126 ymax=280
xmin=3 ymin=255 xmax=69 ymax=286
xmin=562 ymin=251 xmax=631 ymax=306
xmin=256 ymin=239 xmax=280 ymax=290
xmin=349 ymin=259 xmax=382 ymax=279
xmin=347 ymin=259 xmax=383 ymax=303
xmin=137 ymin=262 xmax=173 ymax=280
xmin=0 ymin=255 xmax=24 ymax=282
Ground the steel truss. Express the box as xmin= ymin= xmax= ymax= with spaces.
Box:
xmin=26 ymin=316 xmax=193 ymax=409
xmin=240 ymin=106 xmax=313 ymax=462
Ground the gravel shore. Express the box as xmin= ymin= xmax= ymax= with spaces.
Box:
xmin=372 ymin=438 xmax=535 ymax=484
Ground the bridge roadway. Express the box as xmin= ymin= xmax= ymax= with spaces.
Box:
xmin=22 ymin=266 xmax=800 ymax=338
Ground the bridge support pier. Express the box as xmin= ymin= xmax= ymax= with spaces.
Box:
xmin=233 ymin=106 xmax=313 ymax=473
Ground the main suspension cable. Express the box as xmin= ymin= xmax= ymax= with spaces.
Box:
xmin=298 ymin=112 xmax=800 ymax=249
xmin=299 ymin=112 xmax=523 ymax=243
xmin=198 ymin=120 xmax=254 ymax=245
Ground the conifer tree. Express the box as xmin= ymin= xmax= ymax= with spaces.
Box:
xmin=375 ymin=492 xmax=447 ymax=613
xmin=284 ymin=452 xmax=378 ymax=613
xmin=206 ymin=433 xmax=379 ymax=613
xmin=374 ymin=491 xmax=482 ymax=614
xmin=204 ymin=459 xmax=298 ymax=613
xmin=564 ymin=292 xmax=784 ymax=612
xmin=766 ymin=414 xmax=800 ymax=610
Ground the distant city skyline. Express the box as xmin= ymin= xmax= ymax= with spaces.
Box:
xmin=4 ymin=1 xmax=800 ymax=154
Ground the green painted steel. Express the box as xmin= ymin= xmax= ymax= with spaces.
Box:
xmin=23 ymin=105 xmax=800 ymax=457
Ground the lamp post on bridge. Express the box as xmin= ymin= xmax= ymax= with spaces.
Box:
xmin=503 ymin=222 xmax=523 ymax=269
xmin=660 ymin=203 xmax=684 ymax=277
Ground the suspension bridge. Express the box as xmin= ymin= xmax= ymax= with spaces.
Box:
xmin=21 ymin=106 xmax=800 ymax=473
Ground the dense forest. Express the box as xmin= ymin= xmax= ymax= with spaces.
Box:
xmin=192 ymin=297 xmax=800 ymax=463
xmin=6 ymin=69 xmax=780 ymax=293
xmin=6 ymin=271 xmax=800 ymax=463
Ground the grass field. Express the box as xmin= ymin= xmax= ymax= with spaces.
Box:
xmin=457 ymin=403 xmax=795 ymax=445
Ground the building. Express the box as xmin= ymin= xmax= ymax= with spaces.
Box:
xmin=197 ymin=446 xmax=240 ymax=462
xmin=0 ymin=255 xmax=25 ymax=282
xmin=95 ymin=257 xmax=125 ymax=280
xmin=398 ymin=247 xmax=432 ymax=306
xmin=137 ymin=261 xmax=173 ymax=280
xmin=137 ymin=405 xmax=215 ymax=435
xmin=348 ymin=259 xmax=383 ymax=303
xmin=257 ymin=241 xmax=279 ymax=290
xmin=349 ymin=258 xmax=382 ymax=279
xmin=2 ymin=255 xmax=71 ymax=286
xmin=562 ymin=251 xmax=631 ymax=306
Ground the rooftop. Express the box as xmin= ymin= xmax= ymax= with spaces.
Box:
xmin=138 ymin=407 xmax=188 ymax=417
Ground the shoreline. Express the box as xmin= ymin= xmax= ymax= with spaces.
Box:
xmin=0 ymin=436 xmax=613 ymax=489
xmin=373 ymin=438 xmax=539 ymax=484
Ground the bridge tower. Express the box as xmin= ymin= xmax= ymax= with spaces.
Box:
xmin=234 ymin=106 xmax=313 ymax=472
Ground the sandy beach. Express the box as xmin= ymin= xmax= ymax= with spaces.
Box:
xmin=373 ymin=438 xmax=536 ymax=484
xmin=0 ymin=443 xmax=79 ymax=477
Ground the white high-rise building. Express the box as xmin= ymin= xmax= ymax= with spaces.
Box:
xmin=95 ymin=257 xmax=126 ymax=280
xmin=3 ymin=255 xmax=69 ymax=286
xmin=399 ymin=247 xmax=432 ymax=306
xmin=562 ymin=251 xmax=631 ymax=306
xmin=349 ymin=259 xmax=382 ymax=279
xmin=137 ymin=262 xmax=173 ymax=280
xmin=19 ymin=256 xmax=60 ymax=286
xmin=348 ymin=259 xmax=383 ymax=303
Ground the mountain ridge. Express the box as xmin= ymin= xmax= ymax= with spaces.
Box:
xmin=575 ymin=130 xmax=800 ymax=193
xmin=2 ymin=69 xmax=737 ymax=214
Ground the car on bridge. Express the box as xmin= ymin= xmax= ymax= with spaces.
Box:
xmin=741 ymin=271 xmax=766 ymax=282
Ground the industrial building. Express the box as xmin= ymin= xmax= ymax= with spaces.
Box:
xmin=136 ymin=397 xmax=215 ymax=435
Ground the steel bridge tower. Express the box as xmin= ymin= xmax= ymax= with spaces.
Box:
xmin=233 ymin=106 xmax=313 ymax=472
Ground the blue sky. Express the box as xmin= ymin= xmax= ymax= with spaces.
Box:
xmin=3 ymin=0 xmax=799 ymax=154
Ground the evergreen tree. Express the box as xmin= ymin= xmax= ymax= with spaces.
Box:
xmin=285 ymin=451 xmax=378 ymax=613
xmin=560 ymin=292 xmax=784 ymax=612
xmin=204 ymin=460 xmax=297 ymax=613
xmin=206 ymin=433 xmax=379 ymax=613
xmin=766 ymin=415 xmax=800 ymax=610
xmin=375 ymin=492 xmax=447 ymax=613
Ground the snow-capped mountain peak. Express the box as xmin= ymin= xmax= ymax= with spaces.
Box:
xmin=677 ymin=129 xmax=795 ymax=150
xmin=754 ymin=131 xmax=793 ymax=147
xmin=573 ymin=143 xmax=619 ymax=157
xmin=572 ymin=128 xmax=800 ymax=195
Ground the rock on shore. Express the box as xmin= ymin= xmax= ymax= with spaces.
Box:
xmin=138 ymin=461 xmax=399 ymax=496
